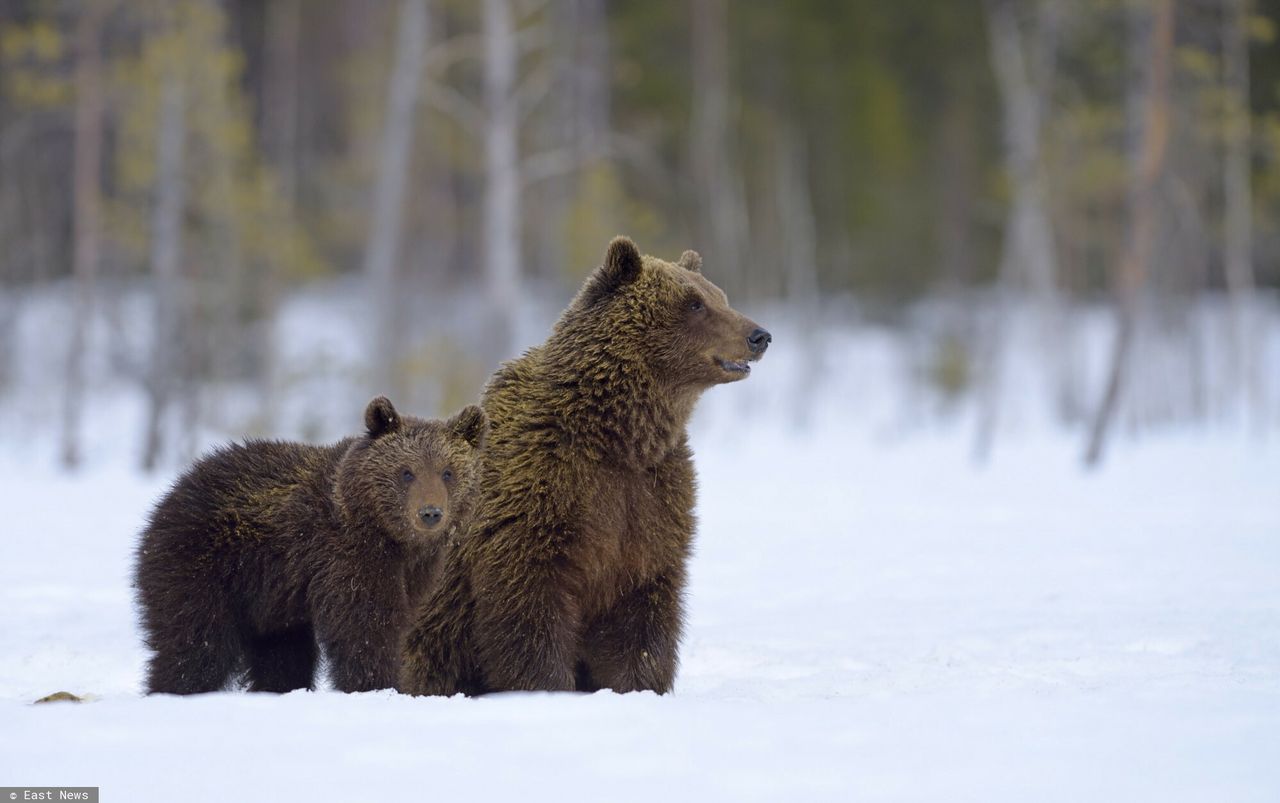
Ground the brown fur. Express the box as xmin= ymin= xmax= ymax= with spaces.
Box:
xmin=134 ymin=398 xmax=487 ymax=694
xmin=401 ymin=236 xmax=769 ymax=695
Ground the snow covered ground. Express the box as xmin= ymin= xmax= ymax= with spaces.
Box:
xmin=1 ymin=289 xmax=1277 ymax=800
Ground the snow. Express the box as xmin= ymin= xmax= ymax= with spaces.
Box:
xmin=1 ymin=290 xmax=1278 ymax=800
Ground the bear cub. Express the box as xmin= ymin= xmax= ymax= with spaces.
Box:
xmin=135 ymin=397 xmax=487 ymax=695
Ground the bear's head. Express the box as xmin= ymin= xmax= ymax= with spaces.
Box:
xmin=336 ymin=397 xmax=488 ymax=545
xmin=562 ymin=236 xmax=770 ymax=389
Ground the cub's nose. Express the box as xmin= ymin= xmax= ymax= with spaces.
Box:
xmin=418 ymin=506 xmax=443 ymax=528
xmin=747 ymin=327 xmax=772 ymax=354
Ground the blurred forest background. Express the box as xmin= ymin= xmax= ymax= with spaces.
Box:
xmin=1 ymin=0 xmax=1278 ymax=471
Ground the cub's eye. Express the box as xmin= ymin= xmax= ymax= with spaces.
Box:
xmin=442 ymin=468 xmax=454 ymax=483
xmin=401 ymin=469 xmax=415 ymax=483
xmin=688 ymin=298 xmax=704 ymax=312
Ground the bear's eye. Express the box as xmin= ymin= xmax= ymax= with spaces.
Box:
xmin=688 ymin=298 xmax=704 ymax=312
xmin=442 ymin=468 xmax=454 ymax=483
xmin=401 ymin=469 xmax=415 ymax=484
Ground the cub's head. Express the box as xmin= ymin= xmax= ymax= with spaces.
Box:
xmin=564 ymin=236 xmax=770 ymax=388
xmin=337 ymin=397 xmax=488 ymax=544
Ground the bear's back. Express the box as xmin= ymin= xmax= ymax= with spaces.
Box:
xmin=142 ymin=438 xmax=346 ymax=552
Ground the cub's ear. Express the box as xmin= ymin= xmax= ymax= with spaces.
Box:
xmin=364 ymin=396 xmax=402 ymax=439
xmin=678 ymin=250 xmax=702 ymax=273
xmin=447 ymin=404 xmax=489 ymax=450
xmin=577 ymin=236 xmax=642 ymax=308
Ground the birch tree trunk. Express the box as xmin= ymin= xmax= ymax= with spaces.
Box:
xmin=986 ymin=0 xmax=1059 ymax=299
xmin=141 ymin=72 xmax=188 ymax=472
xmin=937 ymin=96 xmax=976 ymax=292
xmin=534 ymin=0 xmax=609 ymax=277
xmin=482 ymin=0 xmax=520 ymax=361
xmin=974 ymin=0 xmax=1061 ymax=460
xmin=363 ymin=0 xmax=428 ymax=399
xmin=690 ymin=0 xmax=749 ymax=293
xmin=206 ymin=4 xmax=247 ymax=443
xmin=776 ymin=122 xmax=822 ymax=425
xmin=569 ymin=0 xmax=610 ymax=162
xmin=1222 ymin=0 xmax=1260 ymax=420
xmin=61 ymin=3 xmax=106 ymax=469
xmin=264 ymin=0 xmax=301 ymax=209
xmin=0 ymin=126 xmax=19 ymax=391
xmin=257 ymin=0 xmax=301 ymax=432
xmin=776 ymin=124 xmax=819 ymax=311
xmin=1083 ymin=0 xmax=1174 ymax=467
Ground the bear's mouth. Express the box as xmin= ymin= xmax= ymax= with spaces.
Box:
xmin=714 ymin=357 xmax=752 ymax=376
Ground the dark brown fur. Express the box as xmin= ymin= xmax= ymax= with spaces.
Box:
xmin=135 ymin=398 xmax=487 ymax=694
xmin=401 ymin=236 xmax=768 ymax=695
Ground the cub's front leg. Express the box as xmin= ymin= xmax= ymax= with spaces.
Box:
xmin=312 ymin=564 xmax=409 ymax=693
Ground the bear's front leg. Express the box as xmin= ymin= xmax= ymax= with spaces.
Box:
xmin=472 ymin=558 xmax=580 ymax=692
xmin=578 ymin=571 xmax=685 ymax=694
xmin=326 ymin=630 xmax=403 ymax=692
xmin=313 ymin=572 xmax=408 ymax=693
xmin=400 ymin=560 xmax=486 ymax=697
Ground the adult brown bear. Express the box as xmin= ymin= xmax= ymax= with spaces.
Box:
xmin=401 ymin=236 xmax=769 ymax=695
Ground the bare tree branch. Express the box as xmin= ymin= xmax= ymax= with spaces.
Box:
xmin=424 ymin=34 xmax=484 ymax=72
xmin=519 ymin=147 xmax=579 ymax=189
xmin=423 ymin=79 xmax=484 ymax=135
xmin=516 ymin=61 xmax=555 ymax=123
xmin=516 ymin=23 xmax=550 ymax=55
xmin=1083 ymin=0 xmax=1174 ymax=467
xmin=514 ymin=0 xmax=552 ymax=19
xmin=425 ymin=26 xmax=546 ymax=74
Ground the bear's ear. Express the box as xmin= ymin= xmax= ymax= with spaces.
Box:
xmin=364 ymin=396 xmax=402 ymax=439
xmin=678 ymin=250 xmax=702 ymax=273
xmin=577 ymin=236 xmax=643 ymax=308
xmin=447 ymin=404 xmax=489 ymax=450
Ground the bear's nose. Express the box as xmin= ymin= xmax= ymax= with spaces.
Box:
xmin=418 ymin=506 xmax=443 ymax=528
xmin=747 ymin=327 xmax=772 ymax=354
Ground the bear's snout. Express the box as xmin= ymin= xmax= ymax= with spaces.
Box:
xmin=418 ymin=505 xmax=443 ymax=528
xmin=747 ymin=327 xmax=772 ymax=355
